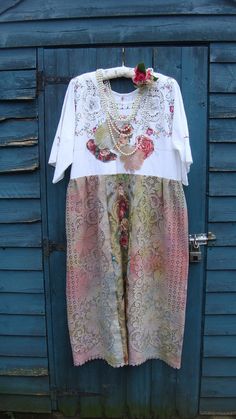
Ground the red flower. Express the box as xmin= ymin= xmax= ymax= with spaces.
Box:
xmin=86 ymin=139 xmax=117 ymax=162
xmin=120 ymin=234 xmax=128 ymax=248
xmin=132 ymin=63 xmax=158 ymax=87
xmin=133 ymin=70 xmax=147 ymax=84
xmin=118 ymin=198 xmax=128 ymax=221
xmin=87 ymin=139 xmax=96 ymax=152
xmin=136 ymin=136 xmax=154 ymax=158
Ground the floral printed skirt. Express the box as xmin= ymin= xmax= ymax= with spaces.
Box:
xmin=65 ymin=174 xmax=189 ymax=369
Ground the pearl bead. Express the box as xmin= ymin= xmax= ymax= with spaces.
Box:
xmin=95 ymin=69 xmax=152 ymax=158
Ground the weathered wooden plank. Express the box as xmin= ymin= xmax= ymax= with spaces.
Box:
xmin=0 ymin=146 xmax=38 ymax=173
xmin=100 ymin=366 xmax=126 ymax=418
xmin=44 ymin=48 xmax=103 ymax=418
xmin=0 ymin=293 xmax=45 ymax=315
xmin=0 ymin=376 xmax=49 ymax=395
xmin=210 ymin=63 xmax=236 ymax=93
xmin=0 ymin=314 xmax=46 ymax=336
xmin=0 ymin=336 xmax=47 ymax=357
xmin=153 ymin=46 xmax=182 ymax=83
xmin=0 ymin=70 xmax=36 ymax=100
xmin=0 ymin=48 xmax=36 ymax=70
xmin=126 ymin=363 xmax=152 ymax=419
xmin=0 ymin=356 xmax=48 ymax=376
xmin=0 ymin=223 xmax=41 ymax=247
xmin=210 ymin=119 xmax=236 ymax=142
xmin=210 ymin=143 xmax=236 ymax=171
xmin=0 ymin=172 xmax=40 ymax=198
xmin=0 ymin=199 xmax=41 ymax=223
xmin=0 ymin=119 xmax=38 ymax=146
xmin=0 ymin=17 xmax=236 ymax=49
xmin=209 ymin=172 xmax=236 ymax=196
xmin=201 ymin=377 xmax=236 ymax=398
xmin=44 ymin=47 xmax=99 ymax=78
xmin=206 ymin=270 xmax=236 ymax=292
xmin=1 ymin=0 xmax=236 ymax=22
xmin=207 ymin=247 xmax=236 ymax=270
xmin=0 ymin=271 xmax=44 ymax=293
xmin=200 ymin=397 xmax=236 ymax=414
xmin=208 ymin=222 xmax=236 ymax=245
xmin=0 ymin=101 xmax=37 ymax=120
xmin=209 ymin=197 xmax=236 ymax=221
xmin=210 ymin=43 xmax=236 ymax=63
xmin=205 ymin=293 xmax=236 ymax=315
xmin=0 ymin=249 xmax=42 ymax=270
xmin=175 ymin=45 xmax=208 ymax=419
xmin=210 ymin=95 xmax=236 ymax=119
xmin=78 ymin=362 xmax=103 ymax=419
xmin=0 ymin=394 xmax=51 ymax=413
xmin=202 ymin=358 xmax=236 ymax=377
xmin=204 ymin=315 xmax=236 ymax=335
xmin=204 ymin=336 xmax=236 ymax=357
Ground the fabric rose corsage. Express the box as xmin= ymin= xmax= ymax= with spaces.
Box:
xmin=132 ymin=62 xmax=158 ymax=88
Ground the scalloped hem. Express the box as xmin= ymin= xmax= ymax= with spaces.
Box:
xmin=73 ymin=354 xmax=180 ymax=369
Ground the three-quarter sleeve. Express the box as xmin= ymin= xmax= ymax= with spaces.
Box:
xmin=48 ymin=79 xmax=75 ymax=183
xmin=171 ymin=79 xmax=193 ymax=186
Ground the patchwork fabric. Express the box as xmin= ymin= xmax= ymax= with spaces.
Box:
xmin=66 ymin=174 xmax=189 ymax=369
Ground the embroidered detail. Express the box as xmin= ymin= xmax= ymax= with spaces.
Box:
xmin=146 ymin=127 xmax=154 ymax=135
xmin=117 ymin=183 xmax=129 ymax=249
xmin=86 ymin=139 xmax=117 ymax=162
xmin=120 ymin=136 xmax=154 ymax=171
xmin=74 ymin=75 xmax=176 ymax=141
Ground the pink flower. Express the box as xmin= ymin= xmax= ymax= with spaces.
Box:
xmin=99 ymin=149 xmax=110 ymax=157
xmin=133 ymin=70 xmax=147 ymax=84
xmin=132 ymin=63 xmax=158 ymax=87
xmin=136 ymin=136 xmax=154 ymax=158
xmin=170 ymin=105 xmax=174 ymax=113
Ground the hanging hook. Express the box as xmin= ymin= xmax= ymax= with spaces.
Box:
xmin=122 ymin=47 xmax=125 ymax=67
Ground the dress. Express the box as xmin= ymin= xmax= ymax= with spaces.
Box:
xmin=48 ymin=68 xmax=193 ymax=369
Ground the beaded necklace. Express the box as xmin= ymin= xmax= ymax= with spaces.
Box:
xmin=96 ymin=69 xmax=151 ymax=157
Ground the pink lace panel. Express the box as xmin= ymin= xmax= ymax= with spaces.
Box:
xmin=65 ymin=175 xmax=189 ymax=369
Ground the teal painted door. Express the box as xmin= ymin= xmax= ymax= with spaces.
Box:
xmin=40 ymin=46 xmax=208 ymax=418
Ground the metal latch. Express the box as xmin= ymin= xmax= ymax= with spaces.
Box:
xmin=43 ymin=238 xmax=66 ymax=257
xmin=189 ymin=232 xmax=216 ymax=263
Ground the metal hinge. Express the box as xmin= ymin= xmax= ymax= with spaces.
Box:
xmin=36 ymin=70 xmax=44 ymax=95
xmin=36 ymin=71 xmax=73 ymax=95
xmin=43 ymin=238 xmax=66 ymax=257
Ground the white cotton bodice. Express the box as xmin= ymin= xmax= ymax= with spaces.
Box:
xmin=48 ymin=70 xmax=193 ymax=185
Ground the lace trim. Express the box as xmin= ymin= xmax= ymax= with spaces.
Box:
xmin=73 ymin=354 xmax=180 ymax=369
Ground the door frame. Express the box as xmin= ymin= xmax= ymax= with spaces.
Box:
xmin=38 ymin=44 xmax=209 ymax=418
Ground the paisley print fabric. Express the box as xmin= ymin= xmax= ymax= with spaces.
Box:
xmin=66 ymin=174 xmax=189 ymax=369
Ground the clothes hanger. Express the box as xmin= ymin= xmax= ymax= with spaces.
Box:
xmin=101 ymin=48 xmax=135 ymax=80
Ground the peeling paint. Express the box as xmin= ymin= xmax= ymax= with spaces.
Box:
xmin=1 ymin=139 xmax=38 ymax=147
xmin=0 ymin=162 xmax=39 ymax=173
xmin=0 ymin=367 xmax=48 ymax=377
